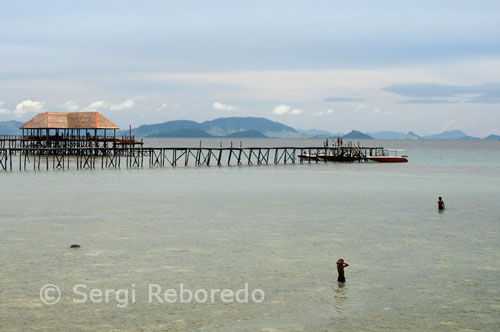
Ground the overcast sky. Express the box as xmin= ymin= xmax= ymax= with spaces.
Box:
xmin=1 ymin=0 xmax=500 ymax=136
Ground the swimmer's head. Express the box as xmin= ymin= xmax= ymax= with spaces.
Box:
xmin=337 ymin=259 xmax=344 ymax=264
xmin=439 ymin=196 xmax=442 ymax=200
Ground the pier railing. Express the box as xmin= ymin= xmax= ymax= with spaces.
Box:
xmin=0 ymin=135 xmax=143 ymax=149
xmin=0 ymin=145 xmax=383 ymax=171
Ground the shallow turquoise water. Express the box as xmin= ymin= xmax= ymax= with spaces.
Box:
xmin=0 ymin=140 xmax=499 ymax=331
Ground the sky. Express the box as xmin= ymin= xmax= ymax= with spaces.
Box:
xmin=1 ymin=0 xmax=500 ymax=136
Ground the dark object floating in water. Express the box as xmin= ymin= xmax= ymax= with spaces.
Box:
xmin=70 ymin=244 xmax=81 ymax=249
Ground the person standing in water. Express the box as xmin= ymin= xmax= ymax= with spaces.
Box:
xmin=337 ymin=259 xmax=349 ymax=282
xmin=438 ymin=197 xmax=445 ymax=211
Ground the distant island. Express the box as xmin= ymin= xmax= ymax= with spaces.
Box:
xmin=484 ymin=134 xmax=500 ymax=140
xmin=0 ymin=120 xmax=24 ymax=135
xmin=122 ymin=117 xmax=300 ymax=139
xmin=343 ymin=130 xmax=374 ymax=140
xmin=1 ymin=117 xmax=499 ymax=140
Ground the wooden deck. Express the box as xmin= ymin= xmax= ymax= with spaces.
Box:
xmin=0 ymin=144 xmax=388 ymax=171
xmin=0 ymin=135 xmax=142 ymax=149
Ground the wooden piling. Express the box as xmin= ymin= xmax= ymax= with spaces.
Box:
xmin=2 ymin=142 xmax=382 ymax=172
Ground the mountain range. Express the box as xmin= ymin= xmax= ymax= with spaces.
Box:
xmin=122 ymin=117 xmax=302 ymax=139
xmin=1 ymin=117 xmax=499 ymax=140
xmin=0 ymin=120 xmax=24 ymax=135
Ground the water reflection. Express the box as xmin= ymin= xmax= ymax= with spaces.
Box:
xmin=332 ymin=282 xmax=348 ymax=315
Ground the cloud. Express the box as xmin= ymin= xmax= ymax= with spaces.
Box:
xmin=84 ymin=101 xmax=106 ymax=111
xmin=384 ymin=83 xmax=500 ymax=103
xmin=383 ymin=83 xmax=459 ymax=98
xmin=324 ymin=97 xmax=365 ymax=102
xmin=212 ymin=102 xmax=236 ymax=111
xmin=156 ymin=102 xmax=168 ymax=111
xmin=15 ymin=99 xmax=44 ymax=115
xmin=373 ymin=108 xmax=392 ymax=115
xmin=441 ymin=119 xmax=459 ymax=132
xmin=0 ymin=101 xmax=9 ymax=114
xmin=312 ymin=109 xmax=334 ymax=117
xmin=272 ymin=104 xmax=303 ymax=115
xmin=398 ymin=98 xmax=455 ymax=104
xmin=467 ymin=93 xmax=500 ymax=103
xmin=80 ymin=99 xmax=136 ymax=112
xmin=58 ymin=100 xmax=80 ymax=111
xmin=109 ymin=98 xmax=135 ymax=111
xmin=272 ymin=104 xmax=291 ymax=115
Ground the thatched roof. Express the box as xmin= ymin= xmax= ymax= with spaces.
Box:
xmin=20 ymin=112 xmax=119 ymax=130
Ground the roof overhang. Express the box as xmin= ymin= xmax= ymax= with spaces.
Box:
xmin=20 ymin=112 xmax=119 ymax=130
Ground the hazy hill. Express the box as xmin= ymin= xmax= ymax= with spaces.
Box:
xmin=124 ymin=120 xmax=200 ymax=137
xmin=296 ymin=128 xmax=335 ymax=136
xmin=311 ymin=134 xmax=335 ymax=139
xmin=67 ymin=116 xmax=497 ymax=140
xmin=126 ymin=117 xmax=298 ymax=138
xmin=148 ymin=128 xmax=215 ymax=138
xmin=484 ymin=134 xmax=500 ymax=140
xmin=399 ymin=131 xmax=421 ymax=140
xmin=0 ymin=120 xmax=23 ymax=135
xmin=343 ymin=130 xmax=374 ymax=139
xmin=224 ymin=130 xmax=267 ymax=138
xmin=200 ymin=117 xmax=298 ymax=137
xmin=459 ymin=135 xmax=481 ymax=140
xmin=423 ymin=130 xmax=468 ymax=140
xmin=368 ymin=131 xmax=405 ymax=139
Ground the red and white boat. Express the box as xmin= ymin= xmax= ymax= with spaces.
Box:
xmin=367 ymin=149 xmax=408 ymax=163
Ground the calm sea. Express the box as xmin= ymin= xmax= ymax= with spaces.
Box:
xmin=1 ymin=139 xmax=499 ymax=331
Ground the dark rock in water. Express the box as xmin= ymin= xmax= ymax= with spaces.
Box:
xmin=70 ymin=244 xmax=81 ymax=249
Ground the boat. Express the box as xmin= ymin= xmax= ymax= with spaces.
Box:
xmin=298 ymin=152 xmax=319 ymax=161
xmin=367 ymin=149 xmax=408 ymax=163
xmin=317 ymin=154 xmax=358 ymax=162
xmin=299 ymin=151 xmax=360 ymax=162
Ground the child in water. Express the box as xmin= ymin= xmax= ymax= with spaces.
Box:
xmin=337 ymin=259 xmax=349 ymax=282
xmin=438 ymin=197 xmax=445 ymax=210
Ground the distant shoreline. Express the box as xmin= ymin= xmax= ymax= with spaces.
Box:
xmin=1 ymin=117 xmax=499 ymax=140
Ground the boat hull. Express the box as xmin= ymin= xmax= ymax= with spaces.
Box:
xmin=367 ymin=157 xmax=408 ymax=163
xmin=318 ymin=155 xmax=358 ymax=162
xmin=298 ymin=154 xmax=319 ymax=161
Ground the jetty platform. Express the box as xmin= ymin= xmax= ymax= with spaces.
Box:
xmin=0 ymin=111 xmax=388 ymax=172
xmin=0 ymin=142 xmax=384 ymax=171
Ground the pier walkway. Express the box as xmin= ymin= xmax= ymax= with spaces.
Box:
xmin=0 ymin=144 xmax=384 ymax=171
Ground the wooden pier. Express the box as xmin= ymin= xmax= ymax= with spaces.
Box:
xmin=0 ymin=111 xmax=389 ymax=172
xmin=0 ymin=144 xmax=387 ymax=172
